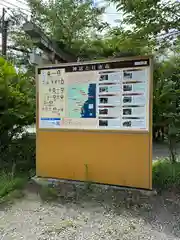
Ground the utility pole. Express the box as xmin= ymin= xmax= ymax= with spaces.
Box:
xmin=1 ymin=8 xmax=8 ymax=57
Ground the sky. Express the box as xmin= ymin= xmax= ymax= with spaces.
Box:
xmin=96 ymin=1 xmax=121 ymax=26
xmin=0 ymin=0 xmax=121 ymax=26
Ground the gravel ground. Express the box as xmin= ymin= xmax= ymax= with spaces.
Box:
xmin=0 ymin=182 xmax=180 ymax=240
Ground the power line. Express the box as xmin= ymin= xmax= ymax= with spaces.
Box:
xmin=0 ymin=5 xmax=18 ymax=22
xmin=0 ymin=0 xmax=121 ymax=16
xmin=1 ymin=4 xmax=179 ymax=39
xmin=1 ymin=1 xmax=179 ymax=40
xmin=0 ymin=44 xmax=30 ymax=53
xmin=0 ymin=0 xmax=31 ymax=14
xmin=16 ymin=0 xmax=29 ymax=7
xmin=2 ymin=0 xmax=30 ymax=12
xmin=0 ymin=4 xmax=29 ymax=56
xmin=0 ymin=2 xmax=29 ymax=21
xmin=0 ymin=4 xmax=29 ymax=17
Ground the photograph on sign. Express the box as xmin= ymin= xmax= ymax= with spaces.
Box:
xmin=123 ymin=69 xmax=148 ymax=82
xmin=99 ymin=71 xmax=122 ymax=84
xmin=38 ymin=60 xmax=150 ymax=131
xmin=122 ymin=106 xmax=146 ymax=117
xmin=122 ymin=94 xmax=146 ymax=106
xmin=122 ymin=117 xmax=146 ymax=129
xmin=123 ymin=83 xmax=146 ymax=93
xmin=99 ymin=118 xmax=121 ymax=128
xmin=99 ymin=106 xmax=121 ymax=118
xmin=98 ymin=84 xmax=121 ymax=94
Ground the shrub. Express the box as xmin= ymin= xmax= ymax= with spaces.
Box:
xmin=153 ymin=57 xmax=180 ymax=162
xmin=0 ymin=57 xmax=35 ymax=174
xmin=0 ymin=57 xmax=35 ymax=169
xmin=152 ymin=159 xmax=180 ymax=190
xmin=0 ymin=133 xmax=36 ymax=174
xmin=0 ymin=172 xmax=28 ymax=199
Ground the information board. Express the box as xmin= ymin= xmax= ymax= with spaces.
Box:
xmin=38 ymin=59 xmax=150 ymax=131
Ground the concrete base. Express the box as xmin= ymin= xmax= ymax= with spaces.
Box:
xmin=32 ymin=176 xmax=157 ymax=197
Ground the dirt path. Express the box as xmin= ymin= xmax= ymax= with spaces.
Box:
xmin=0 ymin=182 xmax=180 ymax=240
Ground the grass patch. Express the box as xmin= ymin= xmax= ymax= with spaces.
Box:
xmin=0 ymin=172 xmax=28 ymax=203
xmin=152 ymin=159 xmax=180 ymax=190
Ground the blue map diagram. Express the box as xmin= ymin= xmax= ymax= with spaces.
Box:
xmin=81 ymin=84 xmax=96 ymax=118
xmin=67 ymin=83 xmax=96 ymax=118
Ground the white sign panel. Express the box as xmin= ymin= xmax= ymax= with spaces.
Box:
xmin=38 ymin=59 xmax=150 ymax=131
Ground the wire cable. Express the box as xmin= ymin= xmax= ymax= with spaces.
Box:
xmin=0 ymin=0 xmax=121 ymax=16
xmin=0 ymin=0 xmax=31 ymax=14
xmin=0 ymin=2 xmax=30 ymax=21
xmin=1 ymin=0 xmax=179 ymax=40
xmin=15 ymin=0 xmax=29 ymax=7
xmin=0 ymin=5 xmax=28 ymax=18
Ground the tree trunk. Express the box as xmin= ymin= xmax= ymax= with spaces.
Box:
xmin=168 ymin=136 xmax=177 ymax=163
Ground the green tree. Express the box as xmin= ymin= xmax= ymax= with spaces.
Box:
xmin=110 ymin=0 xmax=180 ymax=43
xmin=9 ymin=0 xmax=108 ymax=60
xmin=153 ymin=56 xmax=180 ymax=162
xmin=104 ymin=27 xmax=156 ymax=56
xmin=0 ymin=57 xmax=35 ymax=157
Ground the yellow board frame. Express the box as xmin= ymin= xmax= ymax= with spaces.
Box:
xmin=36 ymin=56 xmax=153 ymax=190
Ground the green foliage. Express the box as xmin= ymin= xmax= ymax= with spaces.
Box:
xmin=0 ymin=58 xmax=35 ymax=140
xmin=0 ymin=57 xmax=35 ymax=172
xmin=110 ymin=0 xmax=180 ymax=47
xmin=15 ymin=0 xmax=108 ymax=59
xmin=28 ymin=0 xmax=107 ymax=39
xmin=106 ymin=27 xmax=156 ymax=56
xmin=1 ymin=133 xmax=36 ymax=173
xmin=153 ymin=56 xmax=180 ymax=161
xmin=152 ymin=160 xmax=180 ymax=190
xmin=0 ymin=172 xmax=27 ymax=200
